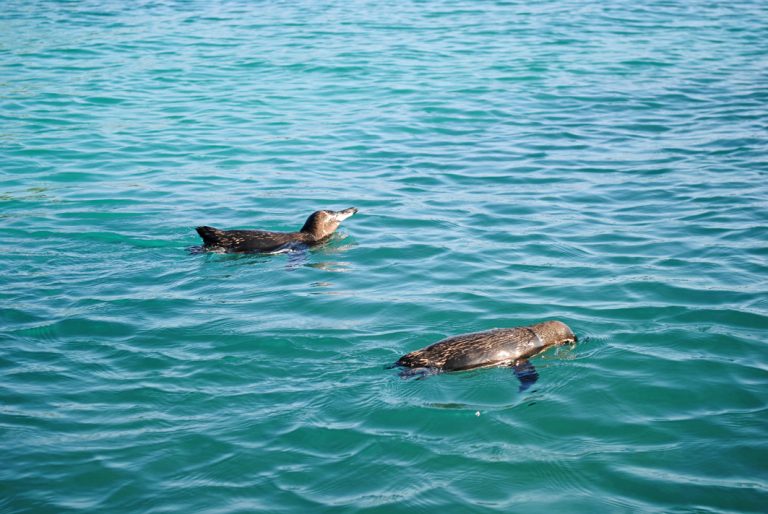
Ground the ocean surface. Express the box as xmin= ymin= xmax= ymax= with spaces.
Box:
xmin=1 ymin=1 xmax=767 ymax=512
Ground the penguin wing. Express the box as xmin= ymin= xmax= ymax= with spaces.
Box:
xmin=511 ymin=359 xmax=539 ymax=392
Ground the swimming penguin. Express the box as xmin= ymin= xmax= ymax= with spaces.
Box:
xmin=391 ymin=320 xmax=576 ymax=391
xmin=195 ymin=207 xmax=358 ymax=253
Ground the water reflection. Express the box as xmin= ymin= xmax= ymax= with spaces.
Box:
xmin=305 ymin=261 xmax=352 ymax=273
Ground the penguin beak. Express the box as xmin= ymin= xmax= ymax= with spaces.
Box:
xmin=332 ymin=207 xmax=358 ymax=221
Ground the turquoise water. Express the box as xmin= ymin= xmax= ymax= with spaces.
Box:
xmin=2 ymin=0 xmax=767 ymax=511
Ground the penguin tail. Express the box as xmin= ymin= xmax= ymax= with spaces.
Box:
xmin=195 ymin=226 xmax=223 ymax=246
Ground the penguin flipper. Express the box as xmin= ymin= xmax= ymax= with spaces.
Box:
xmin=511 ymin=359 xmax=539 ymax=392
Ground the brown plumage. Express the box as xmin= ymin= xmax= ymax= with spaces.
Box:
xmin=195 ymin=207 xmax=358 ymax=253
xmin=394 ymin=321 xmax=576 ymax=385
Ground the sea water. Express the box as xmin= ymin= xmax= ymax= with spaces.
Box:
xmin=1 ymin=1 xmax=766 ymax=512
